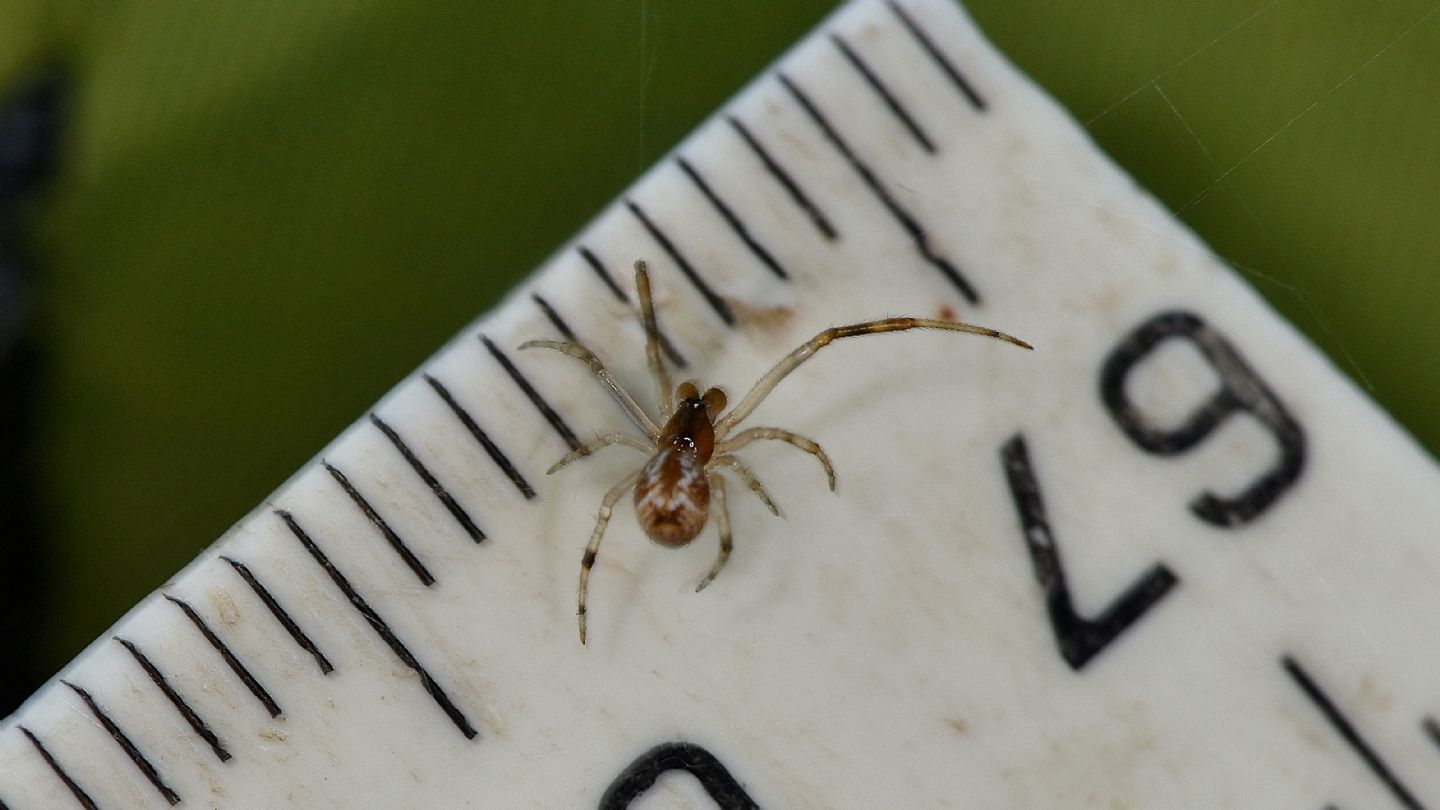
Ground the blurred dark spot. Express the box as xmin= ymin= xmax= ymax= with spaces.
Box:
xmin=0 ymin=68 xmax=68 ymax=718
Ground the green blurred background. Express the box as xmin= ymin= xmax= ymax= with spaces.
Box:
xmin=1 ymin=2 xmax=1435 ymax=715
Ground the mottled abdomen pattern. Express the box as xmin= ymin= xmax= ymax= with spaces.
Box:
xmin=634 ymin=447 xmax=710 ymax=546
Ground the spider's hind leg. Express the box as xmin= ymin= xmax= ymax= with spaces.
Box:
xmin=710 ymin=453 xmax=780 ymax=516
xmin=578 ymin=470 xmax=642 ymax=645
xmin=718 ymin=427 xmax=837 ymax=491
xmin=695 ymin=473 xmax=732 ymax=593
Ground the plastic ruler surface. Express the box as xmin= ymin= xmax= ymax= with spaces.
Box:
xmin=4 ymin=1 xmax=1439 ymax=808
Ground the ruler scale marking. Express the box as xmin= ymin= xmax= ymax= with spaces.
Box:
xmin=1281 ymin=655 xmax=1427 ymax=810
xmin=725 ymin=114 xmax=839 ymax=242
xmin=18 ymin=727 xmax=100 ymax=810
xmin=480 ymin=334 xmax=583 ymax=451
xmin=162 ymin=595 xmax=282 ymax=719
xmin=776 ymin=72 xmax=980 ymax=304
xmin=528 ymin=295 xmax=617 ymax=382
xmin=572 ymin=248 xmax=689 ymax=368
xmin=422 ymin=374 xmax=537 ymax=500
xmin=531 ymin=294 xmax=578 ymax=342
xmin=622 ymin=199 xmax=737 ymax=326
xmin=368 ymin=413 xmax=486 ymax=542
xmin=578 ymin=245 xmax=628 ymax=303
xmin=277 ymin=510 xmax=479 ymax=740
xmin=885 ymin=0 xmax=987 ymax=111
xmin=828 ymin=32 xmax=937 ymax=154
xmin=674 ymin=156 xmax=789 ymax=280
xmin=112 ymin=637 xmax=231 ymax=762
xmin=60 ymin=682 xmax=181 ymax=806
xmin=321 ymin=463 xmax=437 ymax=587
xmin=221 ymin=555 xmax=336 ymax=674
xmin=1422 ymin=716 xmax=1440 ymax=755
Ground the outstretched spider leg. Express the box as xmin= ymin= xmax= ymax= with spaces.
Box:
xmin=716 ymin=318 xmax=1031 ymax=436
xmin=695 ymin=473 xmax=732 ymax=593
xmin=578 ymin=470 xmax=642 ymax=645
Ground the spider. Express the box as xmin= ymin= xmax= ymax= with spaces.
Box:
xmin=521 ymin=261 xmax=1032 ymax=643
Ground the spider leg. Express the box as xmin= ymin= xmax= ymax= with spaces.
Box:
xmin=519 ymin=338 xmax=660 ymax=439
xmin=715 ymin=318 xmax=1032 ymax=436
xmin=634 ymin=261 xmax=675 ymax=415
xmin=695 ymin=473 xmax=732 ymax=593
xmin=717 ymin=427 xmax=836 ymax=491
xmin=709 ymin=453 xmax=779 ymax=516
xmin=547 ymin=432 xmax=652 ymax=475
xmin=577 ymin=470 xmax=643 ymax=645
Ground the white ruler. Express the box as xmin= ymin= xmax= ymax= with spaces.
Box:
xmin=5 ymin=1 xmax=1440 ymax=807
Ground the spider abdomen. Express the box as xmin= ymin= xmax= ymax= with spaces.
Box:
xmin=634 ymin=446 xmax=710 ymax=546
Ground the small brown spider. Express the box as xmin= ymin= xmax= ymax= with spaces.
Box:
xmin=522 ymin=261 xmax=1031 ymax=643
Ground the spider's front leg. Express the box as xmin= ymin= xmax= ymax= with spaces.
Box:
xmin=578 ymin=470 xmax=642 ymax=645
xmin=519 ymin=338 xmax=660 ymax=440
xmin=715 ymin=318 xmax=1032 ymax=435
xmin=634 ymin=261 xmax=676 ymax=416
xmin=547 ymin=432 xmax=651 ymax=475
xmin=695 ymin=473 xmax=732 ymax=593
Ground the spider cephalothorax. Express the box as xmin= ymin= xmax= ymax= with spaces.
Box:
xmin=522 ymin=260 xmax=1031 ymax=643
